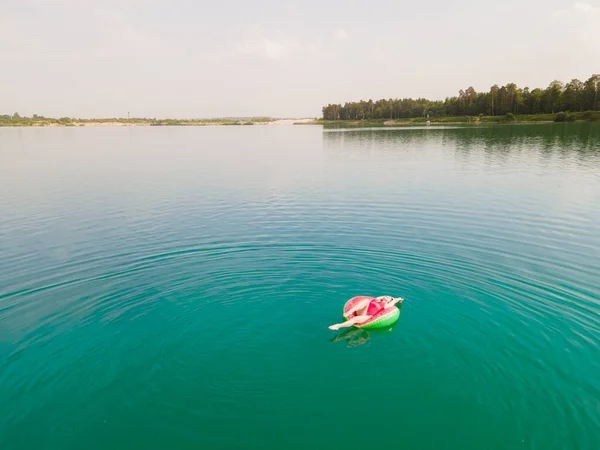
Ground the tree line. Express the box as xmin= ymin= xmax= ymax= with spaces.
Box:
xmin=322 ymin=74 xmax=600 ymax=120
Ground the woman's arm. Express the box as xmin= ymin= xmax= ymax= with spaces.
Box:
xmin=384 ymin=297 xmax=403 ymax=308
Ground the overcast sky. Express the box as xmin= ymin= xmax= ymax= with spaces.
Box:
xmin=1 ymin=0 xmax=599 ymax=118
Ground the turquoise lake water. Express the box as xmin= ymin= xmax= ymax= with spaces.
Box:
xmin=1 ymin=124 xmax=600 ymax=449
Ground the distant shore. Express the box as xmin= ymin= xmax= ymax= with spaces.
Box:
xmin=302 ymin=112 xmax=600 ymax=127
xmin=3 ymin=113 xmax=599 ymax=128
xmin=0 ymin=116 xmax=318 ymax=128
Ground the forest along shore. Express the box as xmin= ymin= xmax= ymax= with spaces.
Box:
xmin=308 ymin=112 xmax=600 ymax=126
xmin=322 ymin=74 xmax=600 ymax=123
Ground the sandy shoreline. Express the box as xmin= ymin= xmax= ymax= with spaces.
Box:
xmin=4 ymin=118 xmax=319 ymax=128
xmin=267 ymin=118 xmax=316 ymax=125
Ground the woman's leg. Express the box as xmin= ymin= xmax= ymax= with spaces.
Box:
xmin=344 ymin=298 xmax=371 ymax=318
xmin=329 ymin=315 xmax=371 ymax=330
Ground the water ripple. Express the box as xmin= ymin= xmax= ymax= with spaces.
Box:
xmin=1 ymin=125 xmax=600 ymax=449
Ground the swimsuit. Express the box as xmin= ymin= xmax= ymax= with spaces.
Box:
xmin=366 ymin=299 xmax=385 ymax=315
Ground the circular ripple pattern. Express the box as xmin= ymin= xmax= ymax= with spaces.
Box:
xmin=1 ymin=124 xmax=600 ymax=450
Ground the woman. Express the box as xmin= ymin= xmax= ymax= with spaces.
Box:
xmin=328 ymin=295 xmax=403 ymax=330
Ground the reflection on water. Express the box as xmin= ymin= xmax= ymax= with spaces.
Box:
xmin=330 ymin=328 xmax=371 ymax=347
xmin=330 ymin=320 xmax=399 ymax=347
xmin=323 ymin=123 xmax=600 ymax=158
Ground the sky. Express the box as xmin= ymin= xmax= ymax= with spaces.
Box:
xmin=1 ymin=0 xmax=599 ymax=118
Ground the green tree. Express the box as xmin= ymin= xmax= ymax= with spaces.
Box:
xmin=490 ymin=85 xmax=499 ymax=116
xmin=514 ymin=88 xmax=524 ymax=114
xmin=562 ymin=79 xmax=584 ymax=111
xmin=521 ymin=87 xmax=531 ymax=114
xmin=530 ymin=88 xmax=544 ymax=113
xmin=464 ymin=87 xmax=478 ymax=115
xmin=505 ymin=83 xmax=518 ymax=114
xmin=584 ymin=74 xmax=600 ymax=111
xmin=545 ymin=80 xmax=564 ymax=113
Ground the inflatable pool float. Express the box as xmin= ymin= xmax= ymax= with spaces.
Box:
xmin=342 ymin=296 xmax=400 ymax=329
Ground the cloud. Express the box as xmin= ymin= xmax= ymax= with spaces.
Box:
xmin=234 ymin=26 xmax=321 ymax=62
xmin=334 ymin=28 xmax=349 ymax=41
xmin=0 ymin=2 xmax=170 ymax=64
xmin=236 ymin=36 xmax=289 ymax=61
xmin=552 ymin=2 xmax=600 ymax=47
xmin=88 ymin=6 xmax=173 ymax=59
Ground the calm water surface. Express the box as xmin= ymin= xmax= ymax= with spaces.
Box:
xmin=1 ymin=124 xmax=600 ymax=449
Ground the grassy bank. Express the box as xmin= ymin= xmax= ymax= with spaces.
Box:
xmin=309 ymin=111 xmax=600 ymax=127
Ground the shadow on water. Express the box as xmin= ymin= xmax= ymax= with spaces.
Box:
xmin=329 ymin=315 xmax=401 ymax=347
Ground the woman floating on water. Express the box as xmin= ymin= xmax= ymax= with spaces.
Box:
xmin=328 ymin=295 xmax=403 ymax=330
